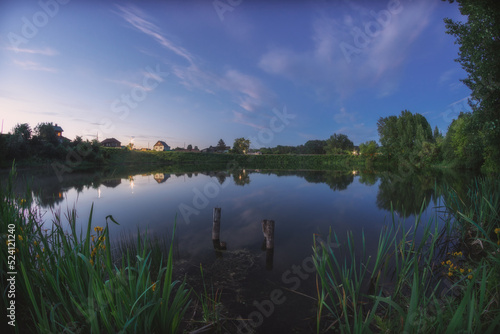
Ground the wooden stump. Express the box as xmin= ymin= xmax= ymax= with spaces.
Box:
xmin=212 ymin=207 xmax=221 ymax=240
xmin=261 ymin=219 xmax=275 ymax=249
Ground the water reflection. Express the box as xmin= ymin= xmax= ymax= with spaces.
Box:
xmin=153 ymin=173 xmax=170 ymax=184
xmin=1 ymin=167 xmax=478 ymax=216
xmin=233 ymin=169 xmax=250 ymax=186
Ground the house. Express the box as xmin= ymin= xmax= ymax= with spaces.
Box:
xmin=154 ymin=173 xmax=170 ymax=184
xmin=101 ymin=138 xmax=121 ymax=148
xmin=54 ymin=124 xmax=63 ymax=138
xmin=153 ymin=141 xmax=170 ymax=151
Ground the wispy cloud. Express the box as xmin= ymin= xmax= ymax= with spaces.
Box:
xmin=114 ymin=3 xmax=276 ymax=129
xmin=334 ymin=107 xmax=357 ymax=124
xmin=13 ymin=60 xmax=58 ymax=72
xmin=5 ymin=46 xmax=58 ymax=56
xmin=259 ymin=0 xmax=437 ymax=100
xmin=232 ymin=110 xmax=265 ymax=130
xmin=114 ymin=4 xmax=194 ymax=65
xmin=106 ymin=78 xmax=155 ymax=91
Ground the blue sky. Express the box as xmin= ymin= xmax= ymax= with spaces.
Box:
xmin=0 ymin=0 xmax=471 ymax=149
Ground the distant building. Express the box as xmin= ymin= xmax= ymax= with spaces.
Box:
xmin=153 ymin=141 xmax=170 ymax=151
xmin=53 ymin=124 xmax=63 ymax=138
xmin=154 ymin=173 xmax=170 ymax=184
xmin=101 ymin=138 xmax=121 ymax=147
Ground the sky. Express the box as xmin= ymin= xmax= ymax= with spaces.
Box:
xmin=0 ymin=0 xmax=472 ymax=150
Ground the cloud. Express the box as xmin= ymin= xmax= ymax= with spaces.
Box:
xmin=114 ymin=4 xmax=194 ymax=65
xmin=106 ymin=78 xmax=155 ymax=92
xmin=13 ymin=60 xmax=58 ymax=72
xmin=114 ymin=3 xmax=276 ymax=129
xmin=232 ymin=111 xmax=265 ymax=130
xmin=258 ymin=0 xmax=437 ymax=100
xmin=334 ymin=107 xmax=357 ymax=124
xmin=5 ymin=46 xmax=58 ymax=56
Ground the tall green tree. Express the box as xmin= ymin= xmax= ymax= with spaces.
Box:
xmin=444 ymin=0 xmax=500 ymax=171
xmin=13 ymin=123 xmax=32 ymax=141
xmin=216 ymin=139 xmax=226 ymax=151
xmin=324 ymin=133 xmax=353 ymax=155
xmin=377 ymin=110 xmax=433 ymax=162
xmin=442 ymin=112 xmax=484 ymax=169
xmin=34 ymin=122 xmax=58 ymax=145
xmin=359 ymin=140 xmax=379 ymax=157
xmin=303 ymin=140 xmax=326 ymax=154
xmin=232 ymin=137 xmax=250 ymax=154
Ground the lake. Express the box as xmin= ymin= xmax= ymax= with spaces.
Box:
xmin=3 ymin=166 xmax=477 ymax=333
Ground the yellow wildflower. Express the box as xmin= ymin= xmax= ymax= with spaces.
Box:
xmin=460 ymin=268 xmax=465 ymax=273
xmin=34 ymin=241 xmax=38 ymax=246
xmin=468 ymin=269 xmax=472 ymax=273
xmin=494 ymin=228 xmax=500 ymax=234
xmin=152 ymin=282 xmax=157 ymax=292
xmin=441 ymin=261 xmax=445 ymax=266
xmin=36 ymin=254 xmax=40 ymax=259
xmin=448 ymin=272 xmax=453 ymax=277
xmin=42 ymin=248 xmax=45 ymax=252
xmin=18 ymin=235 xmax=23 ymax=241
xmin=90 ymin=259 xmax=94 ymax=266
xmin=468 ymin=275 xmax=473 ymax=280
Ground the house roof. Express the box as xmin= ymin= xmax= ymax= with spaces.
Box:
xmin=53 ymin=124 xmax=63 ymax=132
xmin=101 ymin=138 xmax=121 ymax=144
xmin=154 ymin=140 xmax=169 ymax=147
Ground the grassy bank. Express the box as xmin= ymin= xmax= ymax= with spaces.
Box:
xmin=1 ymin=166 xmax=191 ymax=333
xmin=313 ymin=177 xmax=500 ymax=333
xmin=103 ymin=149 xmax=381 ymax=171
xmin=2 ymin=148 xmax=377 ymax=171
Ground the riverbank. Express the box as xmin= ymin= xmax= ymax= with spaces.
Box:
xmin=1 ymin=148 xmax=381 ymax=171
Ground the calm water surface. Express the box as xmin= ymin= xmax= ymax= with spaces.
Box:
xmin=4 ymin=167 xmax=476 ymax=333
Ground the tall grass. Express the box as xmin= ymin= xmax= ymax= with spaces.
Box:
xmin=1 ymin=166 xmax=191 ymax=333
xmin=442 ymin=177 xmax=500 ymax=254
xmin=313 ymin=178 xmax=500 ymax=333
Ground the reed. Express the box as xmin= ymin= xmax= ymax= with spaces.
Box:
xmin=1 ymin=165 xmax=191 ymax=333
xmin=313 ymin=179 xmax=500 ymax=333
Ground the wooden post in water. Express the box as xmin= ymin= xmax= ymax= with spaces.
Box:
xmin=212 ymin=207 xmax=221 ymax=240
xmin=212 ymin=208 xmax=226 ymax=258
xmin=262 ymin=219 xmax=275 ymax=249
xmin=262 ymin=219 xmax=275 ymax=270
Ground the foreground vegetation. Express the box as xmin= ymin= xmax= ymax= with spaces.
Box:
xmin=1 ymin=166 xmax=191 ymax=333
xmin=313 ymin=177 xmax=500 ymax=333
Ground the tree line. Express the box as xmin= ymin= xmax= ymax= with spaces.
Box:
xmin=0 ymin=122 xmax=104 ymax=165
